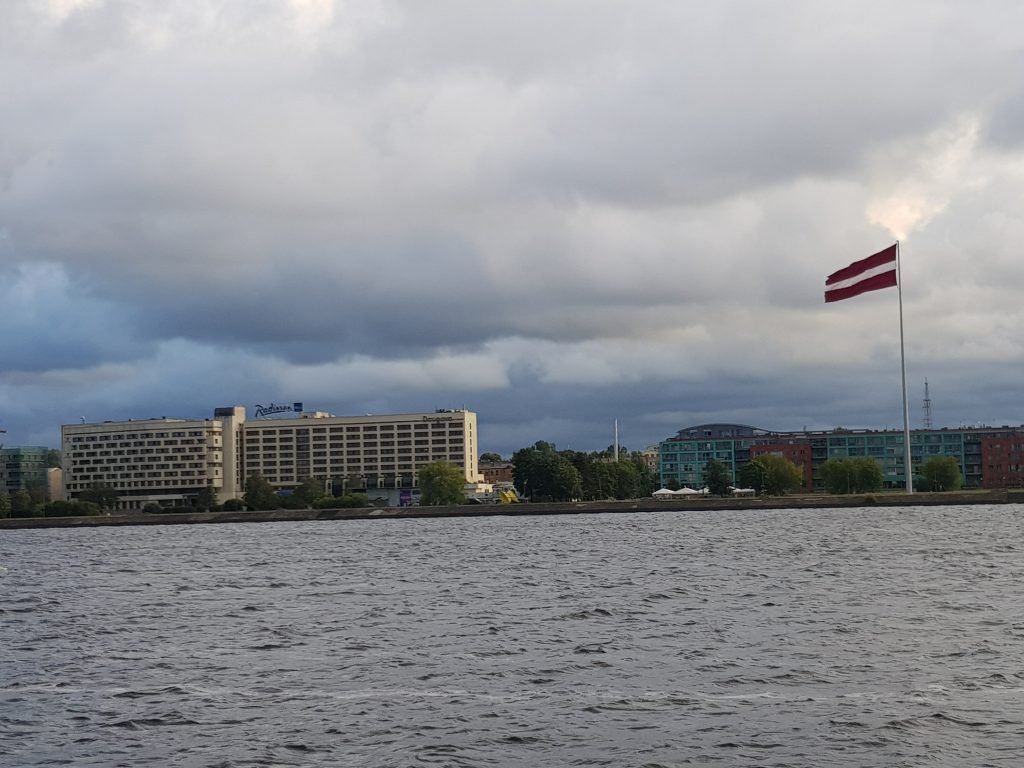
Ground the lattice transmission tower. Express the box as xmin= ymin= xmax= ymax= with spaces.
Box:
xmin=922 ymin=378 xmax=933 ymax=430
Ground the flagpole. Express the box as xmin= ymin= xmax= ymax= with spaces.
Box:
xmin=897 ymin=240 xmax=913 ymax=493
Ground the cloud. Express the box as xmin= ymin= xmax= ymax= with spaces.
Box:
xmin=2 ymin=1 xmax=1024 ymax=453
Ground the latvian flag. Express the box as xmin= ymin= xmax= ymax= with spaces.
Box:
xmin=825 ymin=244 xmax=897 ymax=303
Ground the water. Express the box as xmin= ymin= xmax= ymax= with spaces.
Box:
xmin=3 ymin=505 xmax=1024 ymax=767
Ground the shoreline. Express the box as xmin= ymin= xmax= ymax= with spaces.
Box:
xmin=2 ymin=489 xmax=1021 ymax=530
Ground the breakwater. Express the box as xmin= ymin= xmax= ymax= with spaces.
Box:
xmin=2 ymin=488 xmax=1021 ymax=530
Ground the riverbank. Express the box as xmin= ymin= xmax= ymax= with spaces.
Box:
xmin=2 ymin=488 xmax=1021 ymax=530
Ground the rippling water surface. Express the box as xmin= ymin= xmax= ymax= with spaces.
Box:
xmin=3 ymin=505 xmax=1024 ymax=767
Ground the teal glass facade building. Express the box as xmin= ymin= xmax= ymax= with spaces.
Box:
xmin=659 ymin=424 xmax=1011 ymax=491
xmin=1 ymin=446 xmax=52 ymax=493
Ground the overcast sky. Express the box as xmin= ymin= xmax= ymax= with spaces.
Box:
xmin=3 ymin=0 xmax=1024 ymax=456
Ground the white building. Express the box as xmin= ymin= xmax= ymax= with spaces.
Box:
xmin=62 ymin=406 xmax=481 ymax=510
xmin=62 ymin=417 xmax=226 ymax=510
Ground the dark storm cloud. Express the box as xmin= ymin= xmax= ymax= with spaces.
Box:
xmin=2 ymin=1 xmax=1024 ymax=447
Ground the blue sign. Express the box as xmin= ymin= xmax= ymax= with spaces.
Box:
xmin=253 ymin=402 xmax=304 ymax=419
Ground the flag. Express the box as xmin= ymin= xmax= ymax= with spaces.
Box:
xmin=825 ymin=244 xmax=897 ymax=303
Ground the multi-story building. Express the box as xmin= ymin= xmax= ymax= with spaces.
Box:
xmin=480 ymin=461 xmax=514 ymax=485
xmin=980 ymin=435 xmax=1024 ymax=488
xmin=237 ymin=408 xmax=481 ymax=498
xmin=62 ymin=406 xmax=481 ymax=510
xmin=658 ymin=424 xmax=769 ymax=489
xmin=62 ymin=417 xmax=227 ymax=509
xmin=659 ymin=423 xmax=1024 ymax=491
xmin=639 ymin=447 xmax=660 ymax=473
xmin=1 ymin=447 xmax=53 ymax=495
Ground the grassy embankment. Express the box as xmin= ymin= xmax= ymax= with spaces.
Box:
xmin=1 ymin=488 xmax=1020 ymax=529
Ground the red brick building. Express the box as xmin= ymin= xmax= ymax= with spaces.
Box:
xmin=480 ymin=461 xmax=514 ymax=485
xmin=981 ymin=437 xmax=1024 ymax=488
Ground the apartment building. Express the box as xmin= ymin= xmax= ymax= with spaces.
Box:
xmin=659 ymin=422 xmax=1024 ymax=491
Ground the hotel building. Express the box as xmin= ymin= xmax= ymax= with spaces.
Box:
xmin=235 ymin=408 xmax=480 ymax=496
xmin=62 ymin=417 xmax=227 ymax=508
xmin=62 ymin=406 xmax=481 ymax=510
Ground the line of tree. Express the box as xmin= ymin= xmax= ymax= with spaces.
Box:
xmin=0 ymin=489 xmax=105 ymax=519
xmin=818 ymin=456 xmax=962 ymax=494
xmin=241 ymin=474 xmax=371 ymax=511
xmin=703 ymin=455 xmax=805 ymax=496
xmin=819 ymin=457 xmax=885 ymax=494
xmin=511 ymin=441 xmax=657 ymax=502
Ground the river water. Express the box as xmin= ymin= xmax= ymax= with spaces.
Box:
xmin=2 ymin=505 xmax=1024 ymax=767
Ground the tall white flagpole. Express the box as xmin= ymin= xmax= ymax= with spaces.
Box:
xmin=897 ymin=240 xmax=913 ymax=493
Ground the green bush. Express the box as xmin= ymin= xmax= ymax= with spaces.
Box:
xmin=313 ymin=493 xmax=370 ymax=509
xmin=142 ymin=503 xmax=165 ymax=514
xmin=43 ymin=500 xmax=102 ymax=517
xmin=221 ymin=498 xmax=245 ymax=511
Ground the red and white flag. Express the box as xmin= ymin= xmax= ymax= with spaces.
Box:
xmin=825 ymin=244 xmax=897 ymax=303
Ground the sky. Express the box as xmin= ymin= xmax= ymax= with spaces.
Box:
xmin=3 ymin=0 xmax=1024 ymax=457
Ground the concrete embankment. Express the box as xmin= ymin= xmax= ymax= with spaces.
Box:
xmin=1 ymin=489 xmax=1021 ymax=530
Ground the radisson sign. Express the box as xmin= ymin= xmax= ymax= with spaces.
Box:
xmin=254 ymin=402 xmax=304 ymax=419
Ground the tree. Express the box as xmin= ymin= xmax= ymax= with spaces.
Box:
xmin=11 ymin=490 xmax=35 ymax=518
xmin=631 ymin=453 xmax=658 ymax=498
xmin=821 ymin=458 xmax=883 ymax=494
xmin=703 ymin=459 xmax=732 ymax=497
xmin=194 ymin=486 xmax=218 ymax=512
xmin=418 ymin=461 xmax=466 ymax=505
xmin=738 ymin=459 xmax=769 ymax=495
xmin=244 ymin=474 xmax=279 ymax=511
xmin=25 ymin=477 xmax=50 ymax=505
xmin=78 ymin=482 xmax=119 ymax=511
xmin=550 ymin=458 xmax=583 ymax=501
xmin=45 ymin=448 xmax=62 ymax=468
xmin=43 ymin=500 xmax=101 ymax=517
xmin=756 ymin=454 xmax=805 ymax=496
xmin=512 ymin=443 xmax=583 ymax=502
xmin=0 ymin=490 xmax=11 ymax=519
xmin=918 ymin=456 xmax=962 ymax=492
xmin=512 ymin=442 xmax=556 ymax=500
xmin=479 ymin=452 xmax=503 ymax=463
xmin=851 ymin=457 xmax=884 ymax=494
xmin=222 ymin=498 xmax=245 ymax=511
xmin=290 ymin=477 xmax=328 ymax=507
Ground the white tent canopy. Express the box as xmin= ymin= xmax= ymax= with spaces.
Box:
xmin=652 ymin=487 xmax=706 ymax=498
